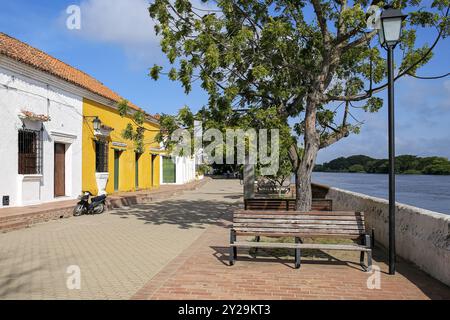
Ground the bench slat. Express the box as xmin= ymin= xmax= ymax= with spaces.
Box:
xmin=234 ymin=214 xmax=364 ymax=221
xmin=236 ymin=210 xmax=362 ymax=216
xmin=235 ymin=232 xmax=362 ymax=239
xmin=245 ymin=199 xmax=333 ymax=211
xmin=233 ymin=227 xmax=362 ymax=235
xmin=233 ymin=223 xmax=365 ymax=230
xmin=234 ymin=218 xmax=364 ymax=225
xmin=231 ymin=241 xmax=370 ymax=251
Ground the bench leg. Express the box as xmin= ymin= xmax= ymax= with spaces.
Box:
xmin=367 ymin=250 xmax=372 ymax=272
xmin=371 ymin=229 xmax=375 ymax=250
xmin=230 ymin=229 xmax=237 ymax=265
xmin=229 ymin=246 xmax=235 ymax=266
xmin=360 ymin=234 xmax=372 ymax=271
xmin=295 ymin=237 xmax=301 ymax=269
xmin=360 ymin=251 xmax=365 ymax=269
xmin=254 ymin=236 xmax=261 ymax=254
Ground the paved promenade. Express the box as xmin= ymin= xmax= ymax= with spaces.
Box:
xmin=0 ymin=179 xmax=240 ymax=299
xmin=1 ymin=179 xmax=449 ymax=299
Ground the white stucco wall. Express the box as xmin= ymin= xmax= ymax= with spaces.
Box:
xmin=324 ymin=186 xmax=450 ymax=286
xmin=160 ymin=155 xmax=196 ymax=185
xmin=0 ymin=63 xmax=83 ymax=207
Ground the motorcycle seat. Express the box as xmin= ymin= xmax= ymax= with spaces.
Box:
xmin=92 ymin=194 xmax=107 ymax=202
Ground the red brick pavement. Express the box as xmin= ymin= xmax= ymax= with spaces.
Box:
xmin=132 ymin=213 xmax=450 ymax=300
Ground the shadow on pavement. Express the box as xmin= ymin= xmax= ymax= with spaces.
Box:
xmin=109 ymin=200 xmax=239 ymax=229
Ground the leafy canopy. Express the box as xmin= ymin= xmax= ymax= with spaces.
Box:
xmin=149 ymin=0 xmax=448 ymax=152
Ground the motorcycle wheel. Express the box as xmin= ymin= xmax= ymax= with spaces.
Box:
xmin=93 ymin=203 xmax=105 ymax=214
xmin=73 ymin=204 xmax=84 ymax=216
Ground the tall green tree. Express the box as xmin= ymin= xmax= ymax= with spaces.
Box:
xmin=148 ymin=0 xmax=449 ymax=210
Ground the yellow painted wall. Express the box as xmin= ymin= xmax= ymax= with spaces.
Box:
xmin=82 ymin=98 xmax=161 ymax=195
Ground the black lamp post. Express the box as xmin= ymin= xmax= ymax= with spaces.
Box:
xmin=378 ymin=5 xmax=407 ymax=275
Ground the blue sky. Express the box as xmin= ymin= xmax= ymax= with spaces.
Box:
xmin=1 ymin=0 xmax=449 ymax=163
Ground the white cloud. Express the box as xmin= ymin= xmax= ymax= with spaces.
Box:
xmin=79 ymin=0 xmax=157 ymax=47
xmin=68 ymin=0 xmax=218 ymax=66
xmin=444 ymin=79 xmax=450 ymax=93
xmin=73 ymin=0 xmax=159 ymax=65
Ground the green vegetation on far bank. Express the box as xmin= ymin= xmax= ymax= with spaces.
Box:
xmin=314 ymin=155 xmax=450 ymax=175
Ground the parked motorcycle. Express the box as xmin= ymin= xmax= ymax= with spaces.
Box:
xmin=73 ymin=191 xmax=107 ymax=216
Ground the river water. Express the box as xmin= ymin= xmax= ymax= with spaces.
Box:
xmin=308 ymin=172 xmax=450 ymax=215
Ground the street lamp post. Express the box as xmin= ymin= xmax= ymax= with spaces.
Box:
xmin=378 ymin=5 xmax=407 ymax=275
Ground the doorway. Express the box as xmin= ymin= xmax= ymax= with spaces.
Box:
xmin=135 ymin=153 xmax=141 ymax=189
xmin=54 ymin=143 xmax=66 ymax=197
xmin=162 ymin=156 xmax=176 ymax=184
xmin=150 ymin=154 xmax=157 ymax=187
xmin=114 ymin=150 xmax=121 ymax=192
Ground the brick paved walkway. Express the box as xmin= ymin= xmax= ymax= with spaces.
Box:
xmin=1 ymin=179 xmax=449 ymax=300
xmin=0 ymin=179 xmax=239 ymax=299
xmin=133 ymin=182 xmax=450 ymax=300
xmin=0 ymin=180 xmax=208 ymax=232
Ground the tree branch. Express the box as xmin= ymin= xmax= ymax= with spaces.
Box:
xmin=341 ymin=30 xmax=377 ymax=52
xmin=326 ymin=6 xmax=449 ymax=103
xmin=288 ymin=143 xmax=300 ymax=172
xmin=319 ymin=127 xmax=349 ymax=149
xmin=311 ymin=0 xmax=329 ymax=41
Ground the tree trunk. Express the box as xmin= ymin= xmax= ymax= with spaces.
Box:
xmin=295 ymin=95 xmax=320 ymax=211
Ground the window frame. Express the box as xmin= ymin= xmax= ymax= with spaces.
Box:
xmin=95 ymin=140 xmax=109 ymax=173
xmin=18 ymin=129 xmax=43 ymax=175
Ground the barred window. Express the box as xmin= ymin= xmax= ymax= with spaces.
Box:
xmin=18 ymin=129 xmax=43 ymax=174
xmin=95 ymin=140 xmax=109 ymax=172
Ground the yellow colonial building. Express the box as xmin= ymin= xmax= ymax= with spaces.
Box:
xmin=0 ymin=32 xmax=160 ymax=207
xmin=82 ymin=98 xmax=161 ymax=195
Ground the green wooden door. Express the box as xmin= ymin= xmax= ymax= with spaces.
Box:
xmin=135 ymin=153 xmax=141 ymax=188
xmin=162 ymin=157 xmax=176 ymax=183
xmin=114 ymin=151 xmax=120 ymax=191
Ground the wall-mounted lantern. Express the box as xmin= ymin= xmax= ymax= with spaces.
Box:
xmin=93 ymin=117 xmax=102 ymax=131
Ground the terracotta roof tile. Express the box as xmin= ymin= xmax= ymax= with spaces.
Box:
xmin=0 ymin=32 xmax=158 ymax=123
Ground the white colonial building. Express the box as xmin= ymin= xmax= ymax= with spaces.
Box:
xmin=160 ymin=155 xmax=197 ymax=185
xmin=0 ymin=35 xmax=83 ymax=208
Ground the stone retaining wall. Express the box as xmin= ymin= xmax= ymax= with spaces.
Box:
xmin=316 ymin=183 xmax=450 ymax=286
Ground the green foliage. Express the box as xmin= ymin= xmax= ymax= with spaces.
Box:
xmin=348 ymin=164 xmax=365 ymax=173
xmin=363 ymin=97 xmax=383 ymax=113
xmin=315 ymin=154 xmax=450 ymax=175
xmin=197 ymin=164 xmax=210 ymax=176
xmin=117 ymin=99 xmax=130 ymax=117
xmin=149 ymin=64 xmax=163 ymax=80
xmin=148 ymin=0 xmax=446 ymax=144
xmin=148 ymin=0 xmax=448 ymax=203
xmin=117 ymin=99 xmax=147 ymax=153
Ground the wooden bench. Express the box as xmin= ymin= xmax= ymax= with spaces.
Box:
xmin=229 ymin=210 xmax=372 ymax=271
xmin=244 ymin=198 xmax=333 ymax=211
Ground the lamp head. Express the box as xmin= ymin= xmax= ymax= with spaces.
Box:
xmin=93 ymin=117 xmax=101 ymax=131
xmin=379 ymin=6 xmax=407 ymax=48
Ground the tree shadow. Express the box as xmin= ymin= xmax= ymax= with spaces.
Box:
xmin=369 ymin=244 xmax=450 ymax=299
xmin=109 ymin=199 xmax=237 ymax=229
xmin=0 ymin=252 xmax=44 ymax=299
xmin=0 ymin=266 xmax=42 ymax=299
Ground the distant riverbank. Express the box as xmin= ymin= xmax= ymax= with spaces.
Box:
xmin=315 ymin=155 xmax=450 ymax=175
xmin=305 ymin=172 xmax=450 ymax=215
